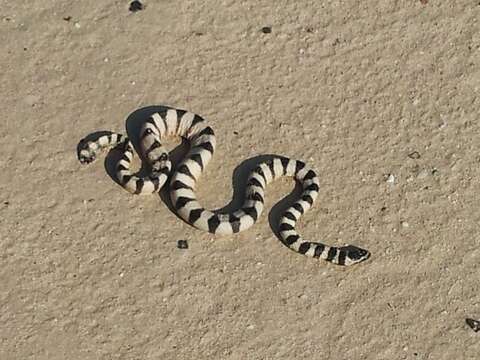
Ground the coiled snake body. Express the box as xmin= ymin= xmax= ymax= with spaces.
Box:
xmin=78 ymin=107 xmax=370 ymax=266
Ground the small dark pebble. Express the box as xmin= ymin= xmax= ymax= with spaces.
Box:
xmin=332 ymin=38 xmax=340 ymax=46
xmin=129 ymin=0 xmax=144 ymax=12
xmin=466 ymin=318 xmax=480 ymax=332
xmin=431 ymin=168 xmax=439 ymax=175
xmin=408 ymin=151 xmax=421 ymax=159
xmin=261 ymin=26 xmax=272 ymax=34
xmin=63 ymin=16 xmax=72 ymax=21
xmin=305 ymin=27 xmax=314 ymax=33
xmin=194 ymin=31 xmax=204 ymax=36
xmin=380 ymin=206 xmax=387 ymax=212
xmin=177 ymin=240 xmax=188 ymax=249
xmin=233 ymin=131 xmax=238 ymax=135
xmin=4 ymin=201 xmax=9 ymax=205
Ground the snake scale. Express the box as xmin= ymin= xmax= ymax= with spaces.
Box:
xmin=78 ymin=107 xmax=370 ymax=266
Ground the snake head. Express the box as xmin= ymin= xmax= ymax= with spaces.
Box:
xmin=339 ymin=245 xmax=370 ymax=266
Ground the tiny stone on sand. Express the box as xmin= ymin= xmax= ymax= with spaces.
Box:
xmin=177 ymin=240 xmax=188 ymax=249
xmin=466 ymin=318 xmax=480 ymax=332
xmin=261 ymin=26 xmax=272 ymax=34
xmin=385 ymin=174 xmax=395 ymax=184
xmin=129 ymin=1 xmax=144 ymax=12
xmin=408 ymin=151 xmax=421 ymax=159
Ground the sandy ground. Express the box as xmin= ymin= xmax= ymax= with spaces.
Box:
xmin=1 ymin=1 xmax=479 ymax=359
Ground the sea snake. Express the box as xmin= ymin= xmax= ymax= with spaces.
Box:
xmin=78 ymin=107 xmax=370 ymax=266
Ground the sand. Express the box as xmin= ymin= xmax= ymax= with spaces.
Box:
xmin=1 ymin=1 xmax=479 ymax=359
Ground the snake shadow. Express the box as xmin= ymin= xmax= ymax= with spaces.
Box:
xmin=77 ymin=105 xmax=304 ymax=241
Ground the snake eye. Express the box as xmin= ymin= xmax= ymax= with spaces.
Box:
xmin=159 ymin=153 xmax=168 ymax=161
xmin=144 ymin=128 xmax=153 ymax=135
